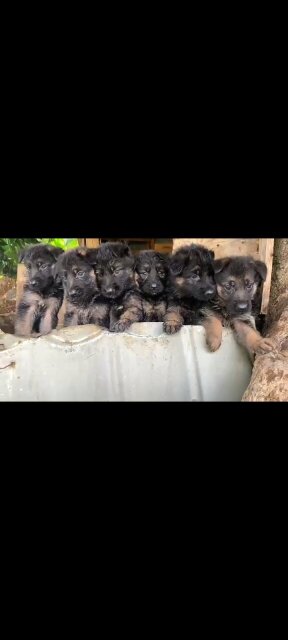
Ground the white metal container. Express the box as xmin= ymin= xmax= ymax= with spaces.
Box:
xmin=0 ymin=323 xmax=252 ymax=401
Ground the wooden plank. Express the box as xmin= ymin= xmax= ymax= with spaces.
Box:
xmin=78 ymin=238 xmax=85 ymax=246
xmin=259 ymin=238 xmax=274 ymax=314
xmin=85 ymin=239 xmax=100 ymax=248
xmin=172 ymin=238 xmax=259 ymax=258
xmin=16 ymin=263 xmax=28 ymax=310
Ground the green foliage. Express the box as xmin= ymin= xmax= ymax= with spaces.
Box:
xmin=0 ymin=238 xmax=78 ymax=276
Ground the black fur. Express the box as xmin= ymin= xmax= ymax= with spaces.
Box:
xmin=163 ymin=244 xmax=216 ymax=334
xmin=90 ymin=242 xmax=142 ymax=332
xmin=15 ymin=244 xmax=64 ymax=336
xmin=54 ymin=248 xmax=110 ymax=327
xmin=199 ymin=256 xmax=273 ymax=355
xmin=135 ymin=250 xmax=168 ymax=321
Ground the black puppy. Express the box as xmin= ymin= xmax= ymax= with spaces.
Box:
xmin=163 ymin=244 xmax=216 ymax=334
xmin=15 ymin=244 xmax=64 ymax=337
xmin=54 ymin=248 xmax=110 ymax=328
xmin=200 ymin=256 xmax=274 ymax=355
xmin=87 ymin=242 xmax=142 ymax=332
xmin=134 ymin=250 xmax=168 ymax=321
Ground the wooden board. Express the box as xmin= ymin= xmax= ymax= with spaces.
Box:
xmin=173 ymin=238 xmax=259 ymax=258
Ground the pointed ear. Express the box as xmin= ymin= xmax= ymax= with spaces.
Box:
xmin=253 ymin=260 xmax=267 ymax=281
xmin=119 ymin=241 xmax=132 ymax=257
xmin=169 ymin=251 xmax=187 ymax=275
xmin=209 ymin=250 xmax=215 ymax=260
xmin=213 ymin=257 xmax=231 ymax=274
xmin=51 ymin=262 xmax=62 ymax=283
xmin=84 ymin=248 xmax=99 ymax=266
xmin=47 ymin=246 xmax=64 ymax=261
xmin=18 ymin=248 xmax=28 ymax=263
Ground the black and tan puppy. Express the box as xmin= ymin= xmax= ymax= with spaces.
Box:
xmin=163 ymin=244 xmax=216 ymax=334
xmin=134 ymin=250 xmax=168 ymax=321
xmin=88 ymin=242 xmax=142 ymax=332
xmin=15 ymin=244 xmax=64 ymax=337
xmin=200 ymin=256 xmax=274 ymax=355
xmin=54 ymin=248 xmax=110 ymax=328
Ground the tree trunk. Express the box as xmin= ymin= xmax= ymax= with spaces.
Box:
xmin=242 ymin=238 xmax=288 ymax=401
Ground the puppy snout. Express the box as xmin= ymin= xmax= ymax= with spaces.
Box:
xmin=29 ymin=279 xmax=37 ymax=287
xmin=204 ymin=288 xmax=215 ymax=296
xmin=104 ymin=287 xmax=114 ymax=294
xmin=151 ymin=283 xmax=157 ymax=289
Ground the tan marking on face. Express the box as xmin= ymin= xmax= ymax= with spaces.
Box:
xmin=176 ymin=277 xmax=185 ymax=286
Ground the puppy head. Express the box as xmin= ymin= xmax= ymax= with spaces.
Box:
xmin=19 ymin=244 xmax=64 ymax=292
xmin=213 ymin=256 xmax=267 ymax=316
xmin=93 ymin=242 xmax=135 ymax=299
xmin=54 ymin=248 xmax=98 ymax=302
xmin=135 ymin=251 xmax=168 ymax=297
xmin=168 ymin=244 xmax=216 ymax=300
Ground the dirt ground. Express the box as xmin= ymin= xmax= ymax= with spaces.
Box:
xmin=0 ymin=277 xmax=16 ymax=333
xmin=0 ymin=277 xmax=16 ymax=313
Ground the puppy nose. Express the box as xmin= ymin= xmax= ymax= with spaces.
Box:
xmin=29 ymin=280 xmax=37 ymax=286
xmin=205 ymin=289 xmax=214 ymax=296
xmin=69 ymin=289 xmax=77 ymax=296
xmin=105 ymin=287 xmax=113 ymax=294
xmin=236 ymin=302 xmax=248 ymax=310
xmin=151 ymin=283 xmax=157 ymax=289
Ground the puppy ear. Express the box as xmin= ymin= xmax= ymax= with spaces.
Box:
xmin=18 ymin=248 xmax=28 ymax=263
xmin=119 ymin=241 xmax=132 ymax=257
xmin=209 ymin=250 xmax=215 ymax=260
xmin=253 ymin=260 xmax=267 ymax=281
xmin=213 ymin=257 xmax=231 ymax=274
xmin=51 ymin=262 xmax=62 ymax=284
xmin=169 ymin=251 xmax=187 ymax=275
xmin=47 ymin=246 xmax=64 ymax=261
xmin=84 ymin=248 xmax=99 ymax=266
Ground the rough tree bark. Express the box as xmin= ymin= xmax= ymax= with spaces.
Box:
xmin=242 ymin=238 xmax=288 ymax=401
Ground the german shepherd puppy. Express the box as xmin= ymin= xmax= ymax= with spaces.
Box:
xmin=15 ymin=244 xmax=64 ymax=337
xmin=87 ymin=242 xmax=142 ymax=332
xmin=163 ymin=244 xmax=216 ymax=334
xmin=200 ymin=256 xmax=274 ymax=355
xmin=134 ymin=250 xmax=168 ymax=321
xmin=54 ymin=248 xmax=110 ymax=328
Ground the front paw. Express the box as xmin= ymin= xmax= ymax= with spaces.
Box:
xmin=163 ymin=320 xmax=183 ymax=334
xmin=110 ymin=319 xmax=130 ymax=333
xmin=206 ymin=335 xmax=222 ymax=352
xmin=255 ymin=337 xmax=275 ymax=354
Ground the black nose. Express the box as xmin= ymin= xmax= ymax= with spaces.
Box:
xmin=104 ymin=287 xmax=114 ymax=294
xmin=29 ymin=280 xmax=37 ymax=287
xmin=204 ymin=289 xmax=215 ymax=296
xmin=151 ymin=283 xmax=157 ymax=289
xmin=69 ymin=289 xmax=77 ymax=296
xmin=236 ymin=302 xmax=249 ymax=310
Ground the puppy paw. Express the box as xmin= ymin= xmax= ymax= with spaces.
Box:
xmin=255 ymin=337 xmax=275 ymax=354
xmin=110 ymin=320 xmax=130 ymax=333
xmin=163 ymin=320 xmax=183 ymax=334
xmin=206 ymin=335 xmax=222 ymax=352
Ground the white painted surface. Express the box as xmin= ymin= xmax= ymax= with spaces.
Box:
xmin=0 ymin=324 xmax=252 ymax=401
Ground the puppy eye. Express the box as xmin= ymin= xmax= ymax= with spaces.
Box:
xmin=245 ymin=282 xmax=253 ymax=290
xmin=77 ymin=270 xmax=85 ymax=278
xmin=39 ymin=264 xmax=48 ymax=270
xmin=191 ymin=271 xmax=200 ymax=279
xmin=224 ymin=281 xmax=235 ymax=291
xmin=158 ymin=272 xmax=165 ymax=278
xmin=114 ymin=269 xmax=122 ymax=275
